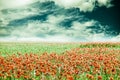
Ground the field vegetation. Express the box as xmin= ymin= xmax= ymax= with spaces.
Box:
xmin=0 ymin=42 xmax=120 ymax=80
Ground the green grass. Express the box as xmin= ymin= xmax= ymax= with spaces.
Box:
xmin=0 ymin=42 xmax=120 ymax=56
xmin=0 ymin=42 xmax=80 ymax=56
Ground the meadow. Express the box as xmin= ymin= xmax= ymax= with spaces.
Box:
xmin=0 ymin=42 xmax=120 ymax=80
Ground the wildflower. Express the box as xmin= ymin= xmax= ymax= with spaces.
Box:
xmin=109 ymin=76 xmax=114 ymax=80
xmin=67 ymin=75 xmax=74 ymax=80
xmin=98 ymin=75 xmax=102 ymax=80
xmin=111 ymin=68 xmax=116 ymax=74
xmin=86 ymin=74 xmax=94 ymax=80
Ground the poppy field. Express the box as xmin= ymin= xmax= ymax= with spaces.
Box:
xmin=0 ymin=42 xmax=120 ymax=80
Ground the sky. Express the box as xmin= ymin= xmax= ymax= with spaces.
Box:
xmin=0 ymin=0 xmax=120 ymax=42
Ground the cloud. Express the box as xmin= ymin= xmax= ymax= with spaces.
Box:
xmin=10 ymin=15 xmax=65 ymax=37
xmin=0 ymin=0 xmax=119 ymax=42
xmin=4 ymin=14 xmax=117 ymax=42
xmin=50 ymin=0 xmax=113 ymax=12
xmin=0 ymin=8 xmax=119 ymax=42
xmin=97 ymin=0 xmax=113 ymax=7
xmin=0 ymin=0 xmax=113 ymax=12
xmin=0 ymin=0 xmax=35 ymax=9
xmin=110 ymin=34 xmax=120 ymax=42
xmin=0 ymin=28 xmax=9 ymax=36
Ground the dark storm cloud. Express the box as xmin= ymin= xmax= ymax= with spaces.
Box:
xmin=31 ymin=1 xmax=56 ymax=10
xmin=83 ymin=2 xmax=120 ymax=35
xmin=58 ymin=8 xmax=83 ymax=28
xmin=5 ymin=1 xmax=58 ymax=27
xmin=8 ymin=12 xmax=53 ymax=27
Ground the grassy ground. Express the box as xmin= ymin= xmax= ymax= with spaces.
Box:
xmin=0 ymin=42 xmax=120 ymax=56
xmin=0 ymin=42 xmax=80 ymax=56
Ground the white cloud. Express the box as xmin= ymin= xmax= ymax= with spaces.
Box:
xmin=50 ymin=0 xmax=113 ymax=12
xmin=110 ymin=34 xmax=120 ymax=42
xmin=51 ymin=0 xmax=94 ymax=12
xmin=0 ymin=0 xmax=113 ymax=12
xmin=0 ymin=0 xmax=35 ymax=9
xmin=8 ymin=14 xmax=115 ymax=42
xmin=67 ymin=20 xmax=110 ymax=42
xmin=0 ymin=0 xmax=119 ymax=42
xmin=10 ymin=15 xmax=65 ymax=37
xmin=97 ymin=0 xmax=113 ymax=7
